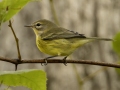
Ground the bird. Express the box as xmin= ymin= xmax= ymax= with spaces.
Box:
xmin=25 ymin=19 xmax=112 ymax=65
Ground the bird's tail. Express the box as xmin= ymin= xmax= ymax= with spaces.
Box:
xmin=74 ymin=37 xmax=112 ymax=48
xmin=84 ymin=37 xmax=113 ymax=41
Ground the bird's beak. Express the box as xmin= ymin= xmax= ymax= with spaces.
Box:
xmin=24 ymin=25 xmax=33 ymax=27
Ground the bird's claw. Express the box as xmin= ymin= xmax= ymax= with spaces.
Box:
xmin=63 ymin=60 xmax=67 ymax=66
xmin=41 ymin=59 xmax=47 ymax=66
xmin=63 ymin=56 xmax=67 ymax=66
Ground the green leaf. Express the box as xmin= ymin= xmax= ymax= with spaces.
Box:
xmin=0 ymin=69 xmax=46 ymax=90
xmin=0 ymin=0 xmax=32 ymax=25
xmin=115 ymin=61 xmax=120 ymax=78
xmin=112 ymin=32 xmax=120 ymax=57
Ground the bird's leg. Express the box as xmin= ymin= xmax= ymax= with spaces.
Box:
xmin=63 ymin=56 xmax=68 ymax=66
xmin=41 ymin=55 xmax=58 ymax=66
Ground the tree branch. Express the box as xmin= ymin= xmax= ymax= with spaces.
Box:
xmin=0 ymin=56 xmax=120 ymax=68
xmin=8 ymin=20 xmax=21 ymax=60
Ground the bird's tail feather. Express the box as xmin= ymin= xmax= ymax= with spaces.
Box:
xmin=84 ymin=37 xmax=113 ymax=41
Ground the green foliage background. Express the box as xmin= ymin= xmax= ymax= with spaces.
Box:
xmin=0 ymin=69 xmax=46 ymax=90
xmin=0 ymin=0 xmax=31 ymax=25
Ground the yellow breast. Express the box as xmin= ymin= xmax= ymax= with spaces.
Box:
xmin=36 ymin=36 xmax=76 ymax=56
xmin=36 ymin=35 xmax=91 ymax=56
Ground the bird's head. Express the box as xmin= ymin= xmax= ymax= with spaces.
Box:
xmin=25 ymin=19 xmax=57 ymax=35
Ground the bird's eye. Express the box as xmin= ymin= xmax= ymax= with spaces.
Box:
xmin=35 ymin=23 xmax=42 ymax=29
xmin=36 ymin=23 xmax=41 ymax=26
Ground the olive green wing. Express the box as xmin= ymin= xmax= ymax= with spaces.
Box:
xmin=41 ymin=27 xmax=86 ymax=40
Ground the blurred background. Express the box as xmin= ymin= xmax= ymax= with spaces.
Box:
xmin=0 ymin=0 xmax=120 ymax=90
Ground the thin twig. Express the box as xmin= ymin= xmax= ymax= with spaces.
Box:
xmin=0 ymin=56 xmax=120 ymax=68
xmin=49 ymin=0 xmax=60 ymax=25
xmin=82 ymin=67 xmax=107 ymax=83
xmin=72 ymin=64 xmax=83 ymax=89
xmin=8 ymin=20 xmax=21 ymax=60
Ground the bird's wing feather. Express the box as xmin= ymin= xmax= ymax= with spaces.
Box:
xmin=41 ymin=27 xmax=86 ymax=40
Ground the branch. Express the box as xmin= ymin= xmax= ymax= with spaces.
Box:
xmin=8 ymin=20 xmax=21 ymax=60
xmin=0 ymin=56 xmax=120 ymax=68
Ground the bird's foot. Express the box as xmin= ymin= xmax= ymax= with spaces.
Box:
xmin=41 ymin=58 xmax=48 ymax=66
xmin=41 ymin=55 xmax=58 ymax=66
xmin=63 ymin=56 xmax=68 ymax=66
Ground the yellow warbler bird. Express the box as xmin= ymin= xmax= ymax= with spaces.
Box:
xmin=25 ymin=19 xmax=112 ymax=65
